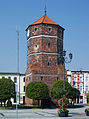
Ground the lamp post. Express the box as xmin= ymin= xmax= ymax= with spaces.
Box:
xmin=15 ymin=84 xmax=18 ymax=119
xmin=60 ymin=50 xmax=72 ymax=90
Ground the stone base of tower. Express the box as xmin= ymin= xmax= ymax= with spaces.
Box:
xmin=25 ymin=96 xmax=39 ymax=106
xmin=25 ymin=96 xmax=57 ymax=108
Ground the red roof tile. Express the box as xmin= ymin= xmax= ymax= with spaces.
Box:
xmin=30 ymin=15 xmax=58 ymax=26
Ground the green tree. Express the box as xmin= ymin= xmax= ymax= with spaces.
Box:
xmin=51 ymin=80 xmax=74 ymax=99
xmin=71 ymin=87 xmax=80 ymax=99
xmin=0 ymin=78 xmax=15 ymax=106
xmin=26 ymin=81 xmax=49 ymax=106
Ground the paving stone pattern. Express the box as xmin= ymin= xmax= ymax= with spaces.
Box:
xmin=0 ymin=105 xmax=89 ymax=119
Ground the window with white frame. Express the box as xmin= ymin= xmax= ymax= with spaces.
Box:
xmin=74 ymin=76 xmax=77 ymax=82
xmin=14 ymin=77 xmax=17 ymax=83
xmin=80 ymin=86 xmax=82 ymax=93
xmin=85 ymin=86 xmax=88 ymax=93
xmin=86 ymin=76 xmax=88 ymax=82
xmin=74 ymin=85 xmax=77 ymax=88
xmin=79 ymin=76 xmax=83 ymax=82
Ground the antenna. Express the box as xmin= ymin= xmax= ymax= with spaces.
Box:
xmin=45 ymin=5 xmax=47 ymax=15
xmin=16 ymin=28 xmax=19 ymax=74
xmin=16 ymin=27 xmax=20 ymax=119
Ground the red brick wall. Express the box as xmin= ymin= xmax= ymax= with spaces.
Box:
xmin=25 ymin=23 xmax=64 ymax=105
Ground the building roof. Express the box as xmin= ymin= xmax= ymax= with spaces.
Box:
xmin=0 ymin=72 xmax=25 ymax=76
xmin=30 ymin=15 xmax=58 ymax=26
xmin=26 ymin=15 xmax=65 ymax=31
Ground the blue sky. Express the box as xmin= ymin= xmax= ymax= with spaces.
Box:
xmin=0 ymin=0 xmax=89 ymax=73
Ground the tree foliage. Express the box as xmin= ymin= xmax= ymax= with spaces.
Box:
xmin=51 ymin=80 xmax=80 ymax=99
xmin=70 ymin=87 xmax=80 ymax=99
xmin=0 ymin=78 xmax=15 ymax=105
xmin=26 ymin=81 xmax=49 ymax=100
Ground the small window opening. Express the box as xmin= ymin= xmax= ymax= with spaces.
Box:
xmin=34 ymin=28 xmax=38 ymax=31
xmin=24 ymin=86 xmax=25 ymax=92
xmin=14 ymin=77 xmax=17 ymax=83
xmin=40 ymin=76 xmax=43 ymax=80
xmin=48 ymin=62 xmax=50 ymax=66
xmin=23 ymin=77 xmax=25 ymax=82
xmin=57 ymin=77 xmax=58 ymax=81
xmin=35 ymin=45 xmax=37 ymax=48
xmin=49 ymin=28 xmax=52 ymax=31
xmin=48 ymin=43 xmax=50 ymax=48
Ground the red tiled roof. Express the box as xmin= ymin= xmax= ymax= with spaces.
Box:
xmin=30 ymin=15 xmax=58 ymax=26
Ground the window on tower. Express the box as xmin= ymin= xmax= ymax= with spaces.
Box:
xmin=48 ymin=43 xmax=50 ymax=48
xmin=48 ymin=62 xmax=50 ymax=66
xmin=34 ymin=28 xmax=38 ymax=31
xmin=34 ymin=44 xmax=39 ymax=50
xmin=48 ymin=28 xmax=52 ymax=32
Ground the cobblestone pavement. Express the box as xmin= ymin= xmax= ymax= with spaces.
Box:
xmin=0 ymin=105 xmax=89 ymax=119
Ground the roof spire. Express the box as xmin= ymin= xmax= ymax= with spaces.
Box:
xmin=45 ymin=5 xmax=47 ymax=15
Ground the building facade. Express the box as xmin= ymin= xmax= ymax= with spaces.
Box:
xmin=25 ymin=14 xmax=65 ymax=105
xmin=0 ymin=73 xmax=25 ymax=104
xmin=67 ymin=70 xmax=89 ymax=104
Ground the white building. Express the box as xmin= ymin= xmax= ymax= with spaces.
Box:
xmin=0 ymin=73 xmax=25 ymax=104
xmin=67 ymin=70 xmax=89 ymax=104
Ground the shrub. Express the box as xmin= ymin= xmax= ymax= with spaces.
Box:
xmin=7 ymin=100 xmax=12 ymax=107
xmin=85 ymin=108 xmax=89 ymax=112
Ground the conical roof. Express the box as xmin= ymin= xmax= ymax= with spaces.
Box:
xmin=30 ymin=15 xmax=58 ymax=26
xmin=26 ymin=15 xmax=65 ymax=31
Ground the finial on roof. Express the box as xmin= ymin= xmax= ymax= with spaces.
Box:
xmin=45 ymin=5 xmax=47 ymax=15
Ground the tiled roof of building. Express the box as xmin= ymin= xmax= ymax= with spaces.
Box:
xmin=30 ymin=15 xmax=58 ymax=26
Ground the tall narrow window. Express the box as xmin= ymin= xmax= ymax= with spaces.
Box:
xmin=80 ymin=86 xmax=82 ymax=93
xmin=80 ymin=76 xmax=82 ymax=82
xmin=48 ymin=28 xmax=52 ymax=32
xmin=48 ymin=62 xmax=49 ymax=66
xmin=86 ymin=76 xmax=88 ymax=82
xmin=86 ymin=86 xmax=88 ymax=93
xmin=14 ymin=77 xmax=17 ymax=83
xmin=23 ymin=77 xmax=25 ymax=82
xmin=23 ymin=86 xmax=25 ymax=92
xmin=48 ymin=43 xmax=50 ymax=48
xmin=34 ymin=28 xmax=38 ymax=31
xmin=40 ymin=76 xmax=43 ymax=81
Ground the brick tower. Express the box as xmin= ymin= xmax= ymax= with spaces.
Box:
xmin=25 ymin=13 xmax=65 ymax=105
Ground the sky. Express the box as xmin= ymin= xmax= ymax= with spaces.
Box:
xmin=0 ymin=0 xmax=89 ymax=74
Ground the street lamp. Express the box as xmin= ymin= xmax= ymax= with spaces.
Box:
xmin=15 ymin=84 xmax=18 ymax=119
xmin=60 ymin=50 xmax=73 ymax=90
